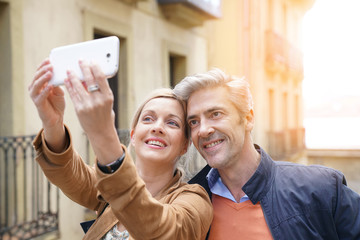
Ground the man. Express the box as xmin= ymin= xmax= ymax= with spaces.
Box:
xmin=173 ymin=68 xmax=360 ymax=239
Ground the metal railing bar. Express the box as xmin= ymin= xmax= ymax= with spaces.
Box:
xmin=4 ymin=147 xmax=9 ymax=227
xmin=47 ymin=182 xmax=51 ymax=213
xmin=23 ymin=145 xmax=28 ymax=222
xmin=14 ymin=145 xmax=18 ymax=225
xmin=32 ymin=151 xmax=36 ymax=221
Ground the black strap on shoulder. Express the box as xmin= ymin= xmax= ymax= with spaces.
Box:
xmin=188 ymin=165 xmax=212 ymax=240
xmin=80 ymin=203 xmax=109 ymax=234
xmin=188 ymin=164 xmax=212 ymax=199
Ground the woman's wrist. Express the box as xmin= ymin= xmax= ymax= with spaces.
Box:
xmin=87 ymin=128 xmax=124 ymax=165
xmin=97 ymin=150 xmax=125 ymax=174
xmin=43 ymin=123 xmax=67 ymax=153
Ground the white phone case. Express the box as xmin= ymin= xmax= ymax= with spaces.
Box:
xmin=49 ymin=36 xmax=119 ymax=86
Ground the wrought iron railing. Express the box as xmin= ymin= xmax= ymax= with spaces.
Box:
xmin=0 ymin=135 xmax=59 ymax=239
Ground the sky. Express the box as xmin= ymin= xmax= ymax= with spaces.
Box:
xmin=302 ymin=0 xmax=360 ymax=149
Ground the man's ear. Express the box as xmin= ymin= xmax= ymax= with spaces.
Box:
xmin=245 ymin=109 xmax=255 ymax=131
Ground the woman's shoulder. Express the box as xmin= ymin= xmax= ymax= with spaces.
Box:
xmin=165 ymin=181 xmax=211 ymax=204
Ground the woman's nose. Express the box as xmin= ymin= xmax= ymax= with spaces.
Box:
xmin=151 ymin=121 xmax=164 ymax=134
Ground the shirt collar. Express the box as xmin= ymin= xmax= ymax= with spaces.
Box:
xmin=206 ymin=168 xmax=249 ymax=203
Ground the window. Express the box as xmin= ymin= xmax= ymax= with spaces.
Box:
xmin=94 ymin=32 xmax=128 ymax=129
xmin=0 ymin=2 xmax=12 ymax=136
xmin=283 ymin=92 xmax=288 ymax=129
xmin=269 ymin=89 xmax=275 ymax=130
xmin=169 ymin=53 xmax=186 ymax=88
xmin=267 ymin=0 xmax=273 ymax=29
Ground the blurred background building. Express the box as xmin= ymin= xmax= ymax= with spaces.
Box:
xmin=1 ymin=0 xmax=358 ymax=239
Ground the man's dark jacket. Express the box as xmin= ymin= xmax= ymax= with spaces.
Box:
xmin=189 ymin=145 xmax=360 ymax=239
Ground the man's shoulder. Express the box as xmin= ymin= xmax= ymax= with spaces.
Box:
xmin=188 ymin=164 xmax=211 ymax=184
xmin=259 ymin=144 xmax=344 ymax=182
xmin=273 ymin=160 xmax=346 ymax=188
xmin=188 ymin=165 xmax=212 ymax=198
xmin=275 ymin=160 xmax=343 ymax=176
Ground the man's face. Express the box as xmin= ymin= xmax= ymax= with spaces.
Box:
xmin=187 ymin=87 xmax=250 ymax=170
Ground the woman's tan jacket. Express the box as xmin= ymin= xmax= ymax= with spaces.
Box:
xmin=33 ymin=127 xmax=213 ymax=240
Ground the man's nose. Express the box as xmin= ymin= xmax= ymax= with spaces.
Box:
xmin=198 ymin=120 xmax=214 ymax=138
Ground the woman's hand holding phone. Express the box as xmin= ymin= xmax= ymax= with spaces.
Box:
xmin=64 ymin=61 xmax=123 ymax=165
xmin=28 ymin=58 xmax=67 ymax=153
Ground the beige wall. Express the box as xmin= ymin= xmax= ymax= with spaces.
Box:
xmin=8 ymin=0 xmax=356 ymax=239
xmin=0 ymin=0 xmax=25 ymax=136
xmin=205 ymin=0 xmax=312 ymax=158
xmin=206 ymin=0 xmax=360 ymax=196
xmin=23 ymin=0 xmax=208 ymax=132
xmin=0 ymin=0 xmax=210 ymax=238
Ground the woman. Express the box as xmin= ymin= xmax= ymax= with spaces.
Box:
xmin=29 ymin=59 xmax=212 ymax=239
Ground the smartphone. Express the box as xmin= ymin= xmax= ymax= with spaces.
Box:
xmin=49 ymin=36 xmax=120 ymax=86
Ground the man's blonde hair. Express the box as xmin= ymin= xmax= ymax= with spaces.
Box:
xmin=173 ymin=68 xmax=253 ymax=118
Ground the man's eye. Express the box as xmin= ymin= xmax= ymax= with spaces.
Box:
xmin=212 ymin=112 xmax=222 ymax=118
xmin=188 ymin=119 xmax=199 ymax=128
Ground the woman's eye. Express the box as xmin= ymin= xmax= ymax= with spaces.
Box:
xmin=168 ymin=120 xmax=180 ymax=127
xmin=142 ymin=116 xmax=153 ymax=122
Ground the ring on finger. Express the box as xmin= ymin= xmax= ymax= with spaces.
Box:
xmin=87 ymin=84 xmax=100 ymax=93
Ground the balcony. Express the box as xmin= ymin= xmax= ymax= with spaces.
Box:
xmin=0 ymin=135 xmax=59 ymax=239
xmin=158 ymin=0 xmax=221 ymax=28
xmin=265 ymin=30 xmax=304 ymax=79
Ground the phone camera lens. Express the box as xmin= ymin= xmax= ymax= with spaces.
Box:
xmin=106 ymin=53 xmax=111 ymax=58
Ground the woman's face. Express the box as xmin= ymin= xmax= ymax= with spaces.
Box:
xmin=131 ymin=97 xmax=188 ymax=166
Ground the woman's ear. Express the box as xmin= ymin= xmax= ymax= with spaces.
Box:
xmin=180 ymin=139 xmax=189 ymax=156
xmin=130 ymin=129 xmax=136 ymax=147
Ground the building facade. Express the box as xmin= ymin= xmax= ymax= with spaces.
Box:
xmin=0 ymin=0 xmax=313 ymax=239
xmin=204 ymin=0 xmax=314 ymax=161
xmin=1 ymin=0 xmax=219 ymax=238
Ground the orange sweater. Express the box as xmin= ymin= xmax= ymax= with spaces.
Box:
xmin=209 ymin=194 xmax=273 ymax=240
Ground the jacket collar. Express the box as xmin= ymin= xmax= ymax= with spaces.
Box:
xmin=155 ymin=169 xmax=184 ymax=200
xmin=83 ymin=205 xmax=118 ymax=240
xmin=242 ymin=145 xmax=275 ymax=204
xmin=188 ymin=165 xmax=212 ymax=198
xmin=84 ymin=169 xmax=184 ymax=239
